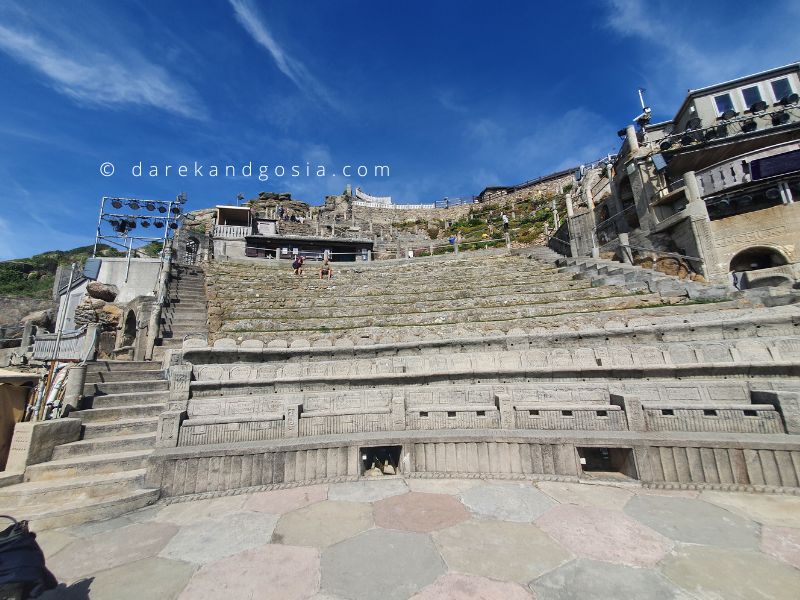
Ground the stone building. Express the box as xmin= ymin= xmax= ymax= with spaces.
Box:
xmin=567 ymin=62 xmax=800 ymax=288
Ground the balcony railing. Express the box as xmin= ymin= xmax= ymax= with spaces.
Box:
xmin=697 ymin=140 xmax=800 ymax=197
xmin=213 ymin=225 xmax=251 ymax=239
xmin=32 ymin=328 xmax=87 ymax=361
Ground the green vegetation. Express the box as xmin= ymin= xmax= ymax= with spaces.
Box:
xmin=0 ymin=244 xmax=123 ymax=299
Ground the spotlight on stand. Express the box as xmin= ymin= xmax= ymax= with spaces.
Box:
xmin=158 ymin=206 xmax=167 ymax=213
xmin=780 ymin=93 xmax=799 ymax=106
xmin=170 ymin=206 xmax=181 ymax=215
xmin=721 ymin=109 xmax=738 ymax=120
xmin=750 ymin=100 xmax=768 ymax=113
xmin=659 ymin=139 xmax=673 ymax=151
xmin=154 ymin=221 xmax=164 ymax=229
xmin=111 ymin=199 xmax=122 ymax=209
xmin=145 ymin=201 xmax=156 ymax=211
xmin=169 ymin=222 xmax=179 ymax=229
xmin=141 ymin=220 xmax=150 ymax=228
xmin=772 ymin=112 xmax=791 ymax=126
xmin=128 ymin=200 xmax=140 ymax=210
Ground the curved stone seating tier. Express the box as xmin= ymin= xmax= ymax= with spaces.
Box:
xmin=145 ymin=429 xmax=800 ymax=499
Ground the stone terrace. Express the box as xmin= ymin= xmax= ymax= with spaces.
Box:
xmin=205 ymin=251 xmax=737 ymax=345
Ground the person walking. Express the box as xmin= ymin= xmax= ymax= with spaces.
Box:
xmin=502 ymin=213 xmax=509 ymax=232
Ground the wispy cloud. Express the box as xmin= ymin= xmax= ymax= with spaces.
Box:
xmin=228 ymin=0 xmax=338 ymax=109
xmin=603 ymin=0 xmax=800 ymax=114
xmin=0 ymin=21 xmax=206 ymax=119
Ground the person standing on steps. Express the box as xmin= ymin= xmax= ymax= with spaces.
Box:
xmin=502 ymin=213 xmax=509 ymax=232
xmin=292 ymin=255 xmax=304 ymax=276
xmin=319 ymin=258 xmax=333 ymax=280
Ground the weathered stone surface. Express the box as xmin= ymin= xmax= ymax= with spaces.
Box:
xmin=48 ymin=522 xmax=179 ymax=581
xmin=406 ymin=478 xmax=484 ymax=496
xmin=624 ymin=495 xmax=760 ymax=548
xmin=459 ymin=482 xmax=555 ymax=522
xmin=412 ymin=573 xmax=534 ymax=600
xmin=374 ymin=492 xmax=469 ymax=533
xmin=244 ymin=484 xmax=327 ymax=514
xmin=761 ymin=525 xmax=800 ymax=569
xmin=328 ymin=479 xmax=408 ymax=503
xmin=535 ymin=505 xmax=671 ymax=567
xmin=179 ymin=544 xmax=320 ymax=600
xmin=44 ymin=557 xmax=196 ymax=600
xmin=530 ymin=558 xmax=692 ymax=600
xmin=153 ymin=495 xmax=247 ymax=525
xmin=662 ymin=546 xmax=800 ymax=600
xmin=699 ymin=491 xmax=800 ymax=528
xmin=432 ymin=519 xmax=571 ymax=583
xmin=159 ymin=511 xmax=278 ymax=564
xmin=321 ymin=529 xmax=445 ymax=600
xmin=536 ymin=481 xmax=634 ymax=510
xmin=273 ymin=500 xmax=372 ymax=548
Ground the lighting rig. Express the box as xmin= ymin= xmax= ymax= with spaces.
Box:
xmin=92 ymin=193 xmax=187 ymax=258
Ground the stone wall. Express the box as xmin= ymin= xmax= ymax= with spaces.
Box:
xmin=0 ymin=297 xmax=56 ymax=328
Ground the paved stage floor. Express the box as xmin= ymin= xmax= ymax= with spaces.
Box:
xmin=38 ymin=478 xmax=800 ymax=599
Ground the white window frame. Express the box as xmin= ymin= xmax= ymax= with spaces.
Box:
xmin=767 ymin=76 xmax=795 ymax=103
xmin=739 ymin=83 xmax=765 ymax=111
xmin=713 ymin=92 xmax=736 ymax=116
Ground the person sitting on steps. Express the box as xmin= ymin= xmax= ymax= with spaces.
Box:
xmin=320 ymin=258 xmax=333 ymax=279
xmin=292 ymin=255 xmax=304 ymax=276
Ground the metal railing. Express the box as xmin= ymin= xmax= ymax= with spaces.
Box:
xmin=32 ymin=328 xmax=87 ymax=361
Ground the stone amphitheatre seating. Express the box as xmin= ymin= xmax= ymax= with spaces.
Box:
xmin=146 ymin=249 xmax=800 ymax=499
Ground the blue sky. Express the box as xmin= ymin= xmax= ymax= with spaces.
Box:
xmin=0 ymin=0 xmax=797 ymax=259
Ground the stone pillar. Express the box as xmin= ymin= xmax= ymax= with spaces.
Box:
xmin=751 ymin=391 xmax=800 ymax=434
xmin=565 ymin=193 xmax=574 ymax=218
xmin=367 ymin=250 xmax=372 ymax=262
xmin=391 ymin=396 xmax=406 ymax=430
xmin=157 ymin=363 xmax=192 ymax=448
xmin=683 ymin=171 xmax=717 ymax=279
xmin=618 ymin=232 xmax=633 ymax=264
xmin=285 ymin=403 xmax=301 ymax=437
xmin=62 ymin=363 xmax=87 ymax=411
xmin=610 ymin=394 xmax=646 ymax=432
xmin=82 ymin=323 xmax=100 ymax=361
xmin=496 ymin=393 xmax=514 ymax=429
xmin=625 ymin=125 xmax=640 ymax=154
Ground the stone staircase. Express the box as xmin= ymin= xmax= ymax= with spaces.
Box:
xmin=154 ymin=263 xmax=209 ymax=359
xmin=0 ymin=361 xmax=166 ymax=529
xmin=205 ymin=249 xmax=741 ymax=345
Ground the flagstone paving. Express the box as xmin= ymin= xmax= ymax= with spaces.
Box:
xmin=37 ymin=478 xmax=800 ymax=599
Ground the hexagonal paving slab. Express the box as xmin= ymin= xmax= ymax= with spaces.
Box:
xmin=374 ymin=492 xmax=470 ymax=533
xmin=411 ymin=573 xmax=534 ymax=600
xmin=405 ymin=478 xmax=484 ymax=496
xmin=760 ymin=526 xmax=800 ymax=569
xmin=536 ymin=481 xmax=634 ymax=510
xmin=244 ymin=484 xmax=328 ymax=514
xmin=179 ymin=544 xmax=320 ymax=600
xmin=273 ymin=500 xmax=373 ymax=548
xmin=535 ymin=505 xmax=672 ymax=567
xmin=530 ymin=558 xmax=692 ymax=600
xmin=662 ymin=545 xmax=800 ymax=600
xmin=321 ymin=528 xmax=445 ymax=600
xmin=432 ymin=519 xmax=571 ymax=583
xmin=159 ymin=511 xmax=278 ymax=564
xmin=624 ymin=495 xmax=760 ymax=548
xmin=153 ymin=495 xmax=248 ymax=526
xmin=328 ymin=478 xmax=409 ymax=503
xmin=459 ymin=481 xmax=555 ymax=522
xmin=41 ymin=557 xmax=197 ymax=600
xmin=700 ymin=491 xmax=800 ymax=528
xmin=47 ymin=521 xmax=179 ymax=581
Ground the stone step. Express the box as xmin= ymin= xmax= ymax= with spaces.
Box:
xmin=52 ymin=433 xmax=157 ymax=459
xmin=86 ymin=360 xmax=155 ymax=373
xmin=224 ymin=286 xmax=641 ymax=321
xmin=6 ymin=487 xmax=159 ymax=531
xmin=82 ymin=417 xmax=160 ymax=439
xmin=84 ymin=369 xmax=165 ymax=384
xmin=216 ymin=292 xmax=662 ymax=333
xmin=87 ymin=390 xmax=170 ymax=409
xmin=72 ymin=404 xmax=165 ymax=423
xmin=84 ymin=379 xmax=169 ymax=396
xmin=0 ymin=470 xmax=147 ymax=509
xmin=24 ymin=450 xmax=152 ymax=481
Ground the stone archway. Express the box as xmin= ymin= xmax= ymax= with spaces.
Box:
xmin=729 ymin=246 xmax=788 ymax=272
xmin=121 ymin=310 xmax=137 ymax=348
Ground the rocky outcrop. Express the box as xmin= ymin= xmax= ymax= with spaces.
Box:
xmin=86 ymin=282 xmax=119 ymax=302
xmin=73 ymin=296 xmax=122 ymax=329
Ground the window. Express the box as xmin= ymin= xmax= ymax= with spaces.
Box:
xmin=562 ymin=410 xmax=574 ymax=417
xmin=597 ymin=410 xmax=608 ymax=417
xmin=703 ymin=409 xmax=718 ymax=417
xmin=743 ymin=410 xmax=758 ymax=417
xmin=476 ymin=411 xmax=486 ymax=417
xmin=741 ymin=86 xmax=763 ymax=109
xmin=771 ymin=78 xmax=793 ymax=102
xmin=714 ymin=93 xmax=734 ymax=114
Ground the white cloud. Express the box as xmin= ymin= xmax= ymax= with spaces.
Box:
xmin=229 ymin=0 xmax=338 ymax=109
xmin=0 ymin=22 xmax=206 ymax=119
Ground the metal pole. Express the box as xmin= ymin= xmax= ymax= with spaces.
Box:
xmin=93 ymin=197 xmax=105 ymax=257
xmin=51 ymin=262 xmax=77 ymax=363
xmin=125 ymin=236 xmax=133 ymax=283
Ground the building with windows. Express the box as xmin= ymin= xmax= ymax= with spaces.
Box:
xmin=568 ymin=62 xmax=800 ymax=288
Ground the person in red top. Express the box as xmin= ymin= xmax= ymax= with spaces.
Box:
xmin=292 ymin=255 xmax=304 ymax=275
